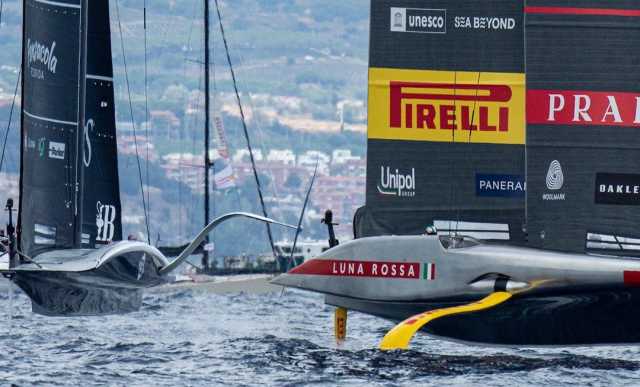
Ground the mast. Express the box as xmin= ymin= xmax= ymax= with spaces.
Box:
xmin=17 ymin=0 xmax=26 ymax=253
xmin=203 ymin=0 xmax=211 ymax=269
xmin=75 ymin=0 xmax=89 ymax=248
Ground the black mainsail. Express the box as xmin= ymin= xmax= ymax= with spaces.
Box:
xmin=525 ymin=1 xmax=640 ymax=254
xmin=355 ymin=0 xmax=526 ymax=243
xmin=20 ymin=0 xmax=84 ymax=257
xmin=19 ymin=0 xmax=121 ymax=258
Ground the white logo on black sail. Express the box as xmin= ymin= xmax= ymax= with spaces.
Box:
xmin=83 ymin=119 xmax=94 ymax=167
xmin=390 ymin=8 xmax=406 ymax=32
xmin=96 ymin=201 xmax=117 ymax=242
xmin=377 ymin=166 xmax=416 ymax=197
xmin=27 ymin=39 xmax=58 ymax=79
xmin=546 ymin=160 xmax=564 ymax=190
xmin=543 ymin=160 xmax=566 ymax=201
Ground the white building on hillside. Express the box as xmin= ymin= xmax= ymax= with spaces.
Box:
xmin=233 ymin=149 xmax=264 ymax=163
xmin=332 ymin=149 xmax=360 ymax=164
xmin=267 ymin=149 xmax=296 ymax=166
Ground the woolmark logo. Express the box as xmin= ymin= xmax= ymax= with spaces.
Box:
xmin=27 ymin=39 xmax=58 ymax=78
xmin=377 ymin=166 xmax=416 ymax=197
xmin=543 ymin=160 xmax=566 ymax=201
xmin=48 ymin=141 xmax=65 ymax=160
xmin=390 ymin=82 xmax=512 ymax=132
xmin=546 ymin=160 xmax=564 ymax=190
xmin=390 ymin=7 xmax=446 ymax=34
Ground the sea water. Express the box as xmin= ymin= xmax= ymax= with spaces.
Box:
xmin=0 ymin=285 xmax=638 ymax=386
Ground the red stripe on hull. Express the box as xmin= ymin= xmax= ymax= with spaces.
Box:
xmin=288 ymin=259 xmax=421 ymax=280
xmin=624 ymin=271 xmax=640 ymax=286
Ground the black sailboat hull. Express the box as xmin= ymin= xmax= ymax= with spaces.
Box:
xmin=13 ymin=272 xmax=145 ymax=316
xmin=328 ymin=289 xmax=640 ymax=346
xmin=4 ymin=242 xmax=169 ymax=316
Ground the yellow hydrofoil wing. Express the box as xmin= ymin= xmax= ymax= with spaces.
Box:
xmin=379 ymin=292 xmax=513 ymax=350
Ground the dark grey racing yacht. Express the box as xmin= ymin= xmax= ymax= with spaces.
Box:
xmin=0 ymin=0 xmax=293 ymax=316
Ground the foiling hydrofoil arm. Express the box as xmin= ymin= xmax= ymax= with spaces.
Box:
xmin=159 ymin=212 xmax=297 ymax=275
xmin=379 ymin=292 xmax=513 ymax=350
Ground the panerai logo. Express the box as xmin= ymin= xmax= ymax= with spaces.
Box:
xmin=543 ymin=160 xmax=566 ymax=201
xmin=377 ymin=166 xmax=416 ymax=197
xmin=27 ymin=39 xmax=58 ymax=77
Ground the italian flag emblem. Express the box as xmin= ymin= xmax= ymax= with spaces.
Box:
xmin=422 ymin=262 xmax=436 ymax=280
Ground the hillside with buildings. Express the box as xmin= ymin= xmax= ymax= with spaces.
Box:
xmin=0 ymin=0 xmax=370 ymax=258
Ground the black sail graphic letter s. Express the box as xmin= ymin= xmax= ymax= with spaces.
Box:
xmin=81 ymin=0 xmax=122 ymax=246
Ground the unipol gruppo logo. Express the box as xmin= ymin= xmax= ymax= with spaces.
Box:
xmin=27 ymin=39 xmax=58 ymax=80
xmin=377 ymin=166 xmax=416 ymax=197
xmin=543 ymin=160 xmax=565 ymax=201
xmin=390 ymin=7 xmax=446 ymax=34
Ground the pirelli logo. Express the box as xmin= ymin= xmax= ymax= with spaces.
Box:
xmin=369 ymin=68 xmax=525 ymax=144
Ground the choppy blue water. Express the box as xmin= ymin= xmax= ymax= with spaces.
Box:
xmin=1 ymin=284 xmax=639 ymax=386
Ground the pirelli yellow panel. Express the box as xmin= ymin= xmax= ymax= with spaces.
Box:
xmin=368 ymin=68 xmax=525 ymax=145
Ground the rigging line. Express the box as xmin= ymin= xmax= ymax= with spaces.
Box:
xmin=448 ymin=70 xmax=457 ymax=237
xmin=234 ymin=52 xmax=280 ymax=201
xmin=211 ymin=16 xmax=217 ymax=247
xmin=143 ymin=0 xmax=151 ymax=241
xmin=214 ymin=0 xmax=277 ymax=257
xmin=289 ymin=160 xmax=319 ymax=268
xmin=454 ymin=71 xmax=482 ymax=236
xmin=613 ymin=235 xmax=624 ymax=251
xmin=0 ymin=69 xmax=20 ymax=174
xmin=175 ymin=4 xmax=201 ymax=244
xmin=115 ymin=0 xmax=151 ymax=244
xmin=0 ymin=0 xmax=3 ymax=27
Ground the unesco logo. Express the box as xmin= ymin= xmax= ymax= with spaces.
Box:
xmin=390 ymin=7 xmax=446 ymax=34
